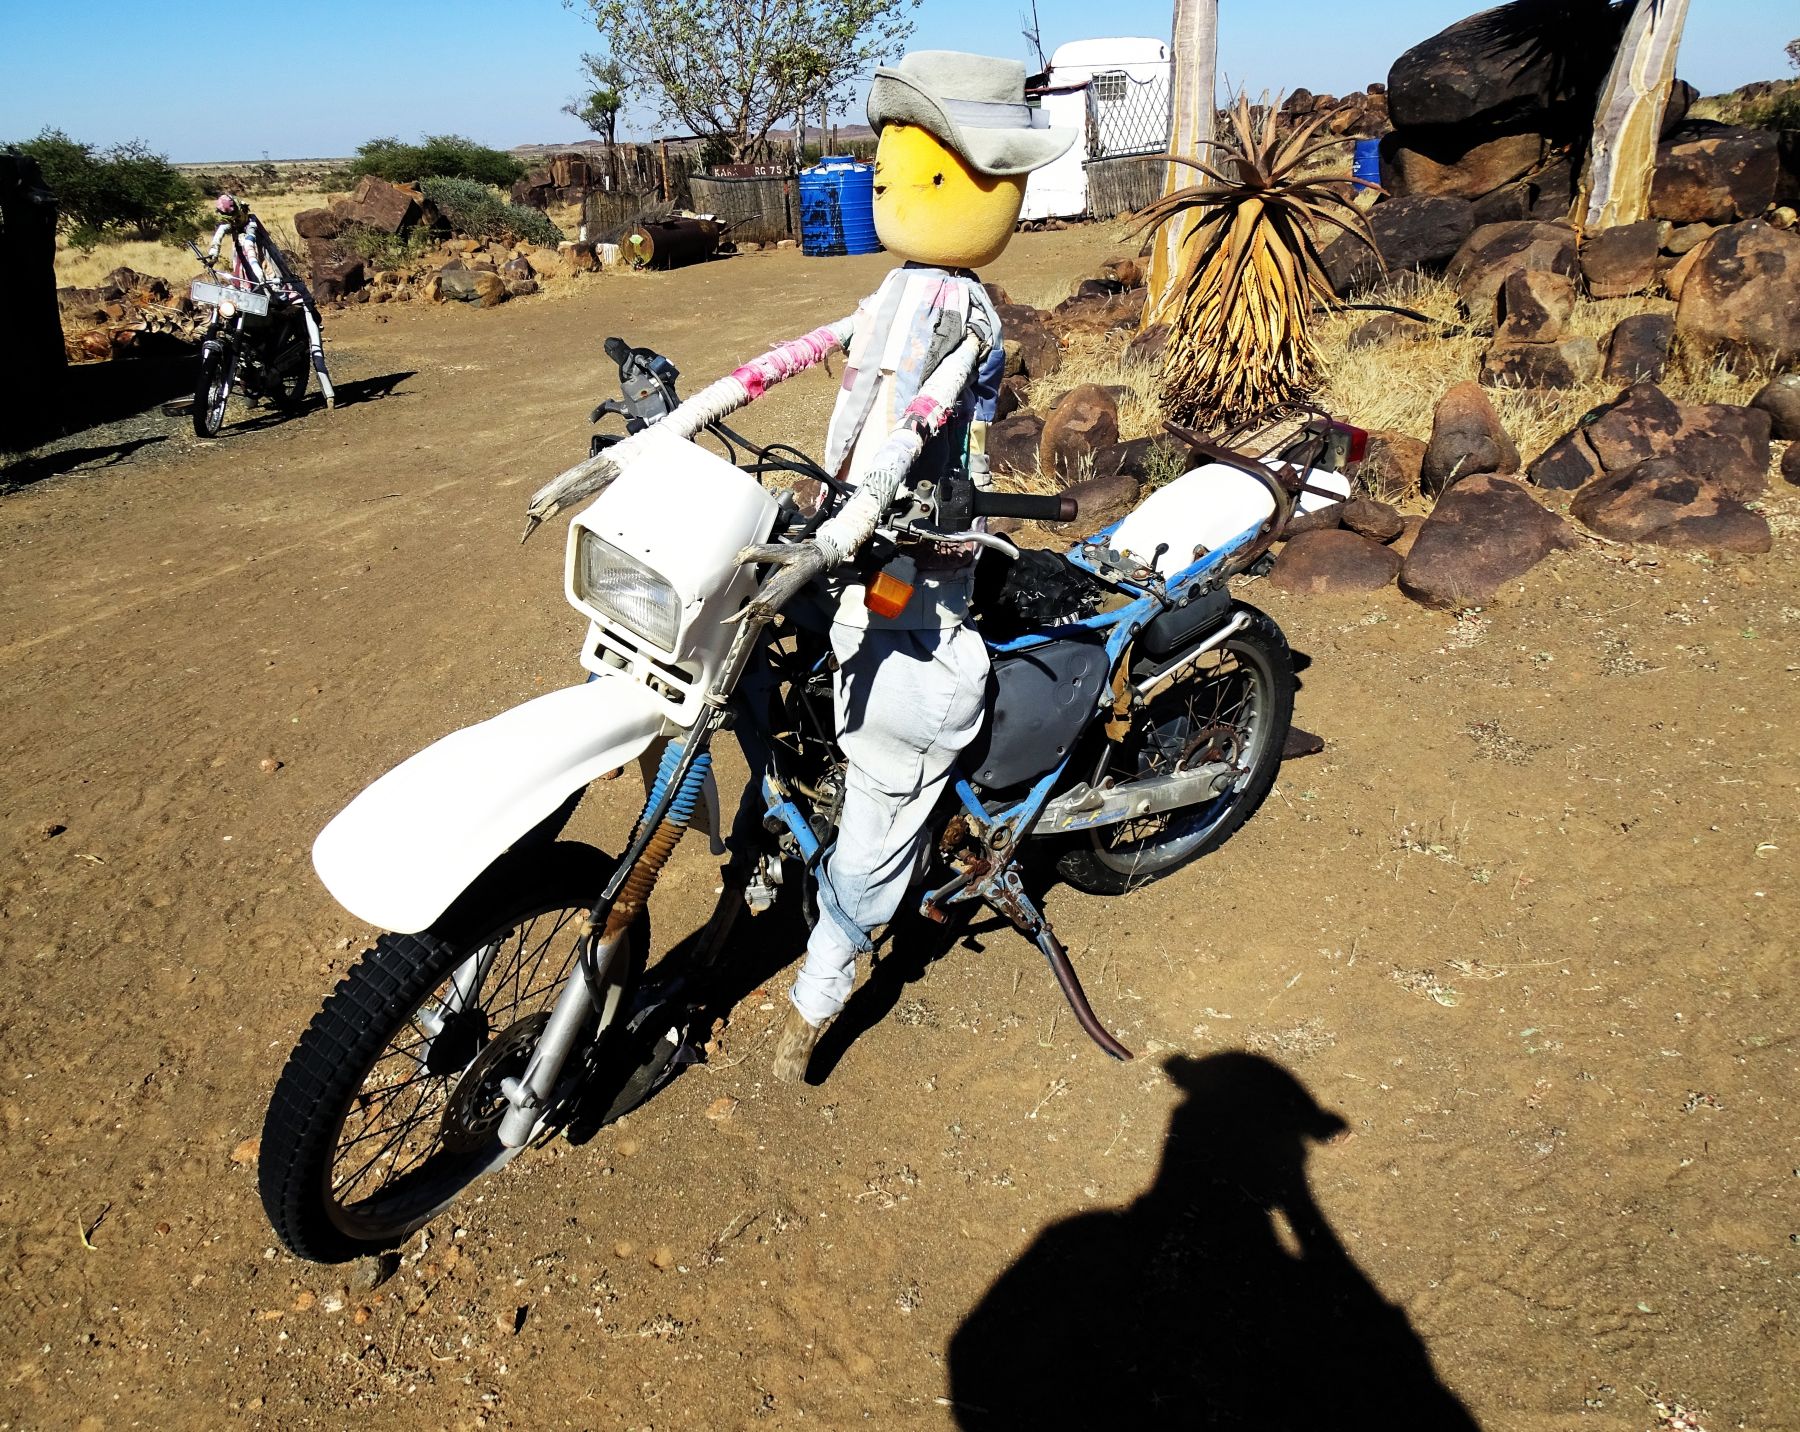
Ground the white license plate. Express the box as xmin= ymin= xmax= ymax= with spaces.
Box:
xmin=191 ymin=281 xmax=270 ymax=317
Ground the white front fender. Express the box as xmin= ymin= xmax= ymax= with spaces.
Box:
xmin=312 ymin=677 xmax=671 ymax=934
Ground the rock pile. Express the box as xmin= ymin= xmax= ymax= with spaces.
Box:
xmin=509 ymin=152 xmax=600 ymax=210
xmin=55 ymin=266 xmax=206 ymax=363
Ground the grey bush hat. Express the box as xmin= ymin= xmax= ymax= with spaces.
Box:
xmin=867 ymin=50 xmax=1075 ymax=177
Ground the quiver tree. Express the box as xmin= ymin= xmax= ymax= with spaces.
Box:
xmin=1134 ymin=96 xmax=1376 ymax=426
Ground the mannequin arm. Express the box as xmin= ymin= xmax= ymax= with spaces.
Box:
xmin=521 ymin=316 xmax=855 ymax=540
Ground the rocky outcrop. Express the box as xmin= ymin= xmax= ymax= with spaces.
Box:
xmin=1650 ymin=123 xmax=1782 ymax=225
xmin=1321 ymin=194 xmax=1476 ymax=294
xmin=1422 ymin=380 xmax=1519 ymax=493
xmin=1039 ymin=384 xmax=1121 ymax=482
xmin=1444 ymin=220 xmax=1580 ymax=309
xmin=1672 ymin=220 xmax=1800 ymax=369
xmin=1749 ymin=374 xmax=1800 ymax=441
xmin=1385 ymin=131 xmax=1544 ymax=201
xmin=1569 ymin=458 xmax=1772 ymax=553
xmin=1399 ymin=475 xmax=1573 ymax=609
xmin=1579 ymin=219 xmax=1666 ymax=298
xmin=1603 ymin=313 xmax=1675 ymax=385
xmin=1269 ymin=529 xmax=1401 ymax=595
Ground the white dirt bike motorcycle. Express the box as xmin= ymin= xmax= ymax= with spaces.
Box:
xmin=259 ymin=333 xmax=1361 ymax=1263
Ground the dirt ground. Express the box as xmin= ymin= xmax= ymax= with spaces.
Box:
xmin=2 ymin=228 xmax=1797 ymax=1432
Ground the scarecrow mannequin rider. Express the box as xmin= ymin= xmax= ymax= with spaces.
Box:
xmin=523 ymin=51 xmax=1074 ymax=1083
xmin=205 ymin=193 xmax=338 ymax=407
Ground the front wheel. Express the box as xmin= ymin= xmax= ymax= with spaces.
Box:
xmin=258 ymin=841 xmax=646 ymax=1263
xmin=1057 ymin=603 xmax=1294 ymax=895
xmin=193 ymin=344 xmax=233 ymax=438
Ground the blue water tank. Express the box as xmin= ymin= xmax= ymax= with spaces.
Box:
xmin=799 ymin=157 xmax=881 ymax=257
xmin=1352 ymin=138 xmax=1382 ymax=191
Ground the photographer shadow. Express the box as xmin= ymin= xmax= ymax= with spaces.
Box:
xmin=946 ymin=1052 xmax=1479 ymax=1431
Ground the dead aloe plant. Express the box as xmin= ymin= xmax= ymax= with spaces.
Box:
xmin=1135 ymin=93 xmax=1378 ymax=426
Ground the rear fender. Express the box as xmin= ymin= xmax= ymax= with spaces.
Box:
xmin=312 ymin=676 xmax=674 ymax=934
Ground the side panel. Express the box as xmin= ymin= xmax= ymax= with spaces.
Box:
xmin=312 ymin=677 xmax=670 ymax=934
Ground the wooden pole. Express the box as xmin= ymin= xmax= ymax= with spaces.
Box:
xmin=1571 ymin=0 xmax=1690 ymax=231
xmin=659 ymin=138 xmax=671 ymax=200
xmin=1145 ymin=0 xmax=1217 ymax=327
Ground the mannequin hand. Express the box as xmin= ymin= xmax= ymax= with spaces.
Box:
xmin=734 ymin=540 xmax=828 ymax=622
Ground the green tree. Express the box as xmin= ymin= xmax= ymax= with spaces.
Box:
xmin=10 ymin=129 xmax=198 ymax=247
xmin=564 ymin=54 xmax=628 ymax=152
xmin=571 ymin=0 xmax=916 ymax=163
xmin=350 ymin=134 xmax=525 ymax=188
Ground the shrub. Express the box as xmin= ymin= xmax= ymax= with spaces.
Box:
xmin=420 ymin=177 xmax=564 ymax=247
xmin=10 ymin=128 xmax=199 ymax=246
xmin=1743 ymin=87 xmax=1800 ymax=132
xmin=350 ymin=134 xmax=526 ymax=188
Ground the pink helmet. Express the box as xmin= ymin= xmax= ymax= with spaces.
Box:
xmin=215 ymin=193 xmax=239 ymax=215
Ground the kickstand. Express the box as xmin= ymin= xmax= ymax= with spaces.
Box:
xmin=984 ymin=867 xmax=1133 ymax=1061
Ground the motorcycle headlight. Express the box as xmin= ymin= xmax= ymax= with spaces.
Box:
xmin=575 ymin=531 xmax=681 ymax=650
xmin=219 ymin=299 xmax=237 ymax=317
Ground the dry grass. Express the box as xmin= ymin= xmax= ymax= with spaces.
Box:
xmin=54 ymin=190 xmax=335 ymax=287
xmin=1313 ymin=273 xmax=1771 ymax=472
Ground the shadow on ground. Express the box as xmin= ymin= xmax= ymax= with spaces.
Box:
xmin=1 ymin=435 xmax=168 ymax=493
xmin=946 ymin=1051 xmax=1481 ymax=1431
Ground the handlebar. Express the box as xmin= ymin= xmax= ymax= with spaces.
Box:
xmin=971 ymin=491 xmax=1079 ymax=523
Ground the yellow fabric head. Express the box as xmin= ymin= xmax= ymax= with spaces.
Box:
xmin=873 ymin=123 xmax=1024 ymax=270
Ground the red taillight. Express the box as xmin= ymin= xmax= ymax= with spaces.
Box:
xmin=1323 ymin=419 xmax=1369 ymax=466
xmin=1345 ymin=424 xmax=1369 ymax=465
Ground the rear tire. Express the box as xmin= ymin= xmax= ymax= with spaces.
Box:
xmin=258 ymin=841 xmax=646 ymax=1263
xmin=269 ymin=313 xmax=311 ymax=412
xmin=193 ymin=347 xmax=231 ymax=438
xmin=1057 ymin=604 xmax=1294 ymax=895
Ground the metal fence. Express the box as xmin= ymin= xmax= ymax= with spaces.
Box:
xmin=1085 ymin=69 xmax=1171 ymax=162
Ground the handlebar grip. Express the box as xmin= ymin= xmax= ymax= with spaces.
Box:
xmin=603 ymin=336 xmax=630 ymax=365
xmin=971 ymin=491 xmax=1079 ymax=523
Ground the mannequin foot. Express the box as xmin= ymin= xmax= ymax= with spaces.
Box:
xmin=772 ymin=1004 xmax=824 ymax=1084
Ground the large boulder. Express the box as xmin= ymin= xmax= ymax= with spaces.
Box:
xmin=1749 ymin=374 xmax=1800 ymax=441
xmin=1480 ymin=335 xmax=1600 ymax=390
xmin=1673 ymin=220 xmax=1800 ymax=369
xmin=987 ymin=413 xmax=1045 ymax=478
xmin=1385 ymin=130 xmax=1544 ymax=201
xmin=1603 ymin=313 xmax=1675 ymax=385
xmin=1581 ymin=382 xmax=1771 ymax=500
xmin=1527 ymin=429 xmax=1604 ymax=491
xmin=1444 ymin=220 xmax=1580 ymax=310
xmin=1569 ymin=458 xmax=1772 ymax=553
xmin=437 ymin=269 xmax=507 ymax=307
xmin=1268 ymin=529 xmax=1401 ymax=595
xmin=1650 ymin=123 xmax=1782 ymax=225
xmin=1359 ymin=428 xmax=1427 ymax=500
xmin=1341 ymin=496 xmax=1405 ymax=543
xmin=1579 ymin=219 xmax=1666 ymax=298
xmin=1783 ymin=441 xmax=1800 ymax=487
xmin=1399 ymin=475 xmax=1573 ymax=608
xmin=1422 ymin=380 xmax=1519 ymax=494
xmin=1321 ymin=194 xmax=1475 ymax=294
xmin=344 ymin=174 xmax=421 ymax=234
xmin=1050 ymin=472 xmax=1142 ymax=531
xmin=1494 ymin=268 xmax=1574 ymax=342
xmin=1386 ymin=6 xmax=1619 ymax=131
xmin=293 ymin=207 xmax=344 ymax=242
xmin=1039 ymin=384 xmax=1120 ymax=482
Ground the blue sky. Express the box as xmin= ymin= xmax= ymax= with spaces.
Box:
xmin=1 ymin=0 xmax=1791 ymax=162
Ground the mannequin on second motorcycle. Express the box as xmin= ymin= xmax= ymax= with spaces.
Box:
xmin=205 ymin=192 xmax=338 ymax=407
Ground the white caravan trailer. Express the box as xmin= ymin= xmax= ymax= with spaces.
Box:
xmin=1023 ymin=37 xmax=1171 ymax=222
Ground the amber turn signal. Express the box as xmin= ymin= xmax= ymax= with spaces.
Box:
xmin=864 ymin=567 xmax=915 ymax=620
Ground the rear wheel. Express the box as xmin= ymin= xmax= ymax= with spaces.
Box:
xmin=192 ymin=345 xmax=232 ymax=438
xmin=1057 ymin=604 xmax=1293 ymax=895
xmin=267 ymin=312 xmax=311 ymax=412
xmin=258 ymin=841 xmax=646 ymax=1263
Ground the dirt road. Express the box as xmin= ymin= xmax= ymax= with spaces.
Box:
xmin=2 ymin=231 xmax=1796 ymax=1430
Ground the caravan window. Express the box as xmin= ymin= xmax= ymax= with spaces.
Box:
xmin=1091 ymin=71 xmax=1127 ymax=104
